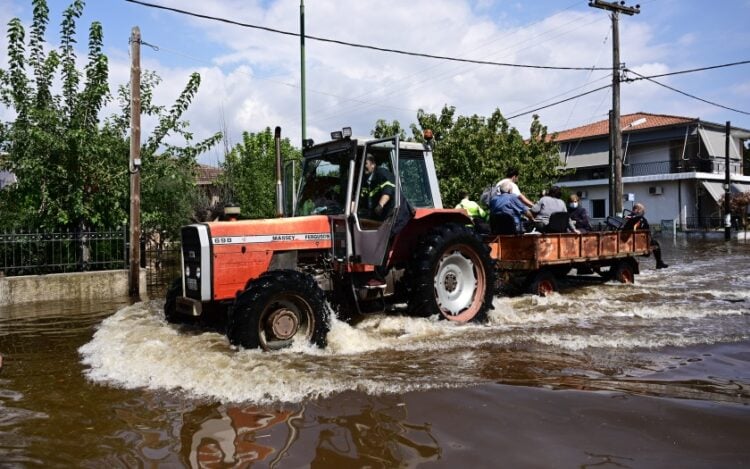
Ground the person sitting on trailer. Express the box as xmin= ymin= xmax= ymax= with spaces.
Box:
xmin=568 ymin=194 xmax=593 ymax=233
xmin=489 ymin=167 xmax=534 ymax=208
xmin=531 ymin=185 xmax=568 ymax=229
xmin=456 ymin=190 xmax=490 ymax=234
xmin=629 ymin=202 xmax=668 ymax=269
xmin=490 ymin=180 xmax=535 ymax=234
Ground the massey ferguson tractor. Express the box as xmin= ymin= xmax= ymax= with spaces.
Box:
xmin=165 ymin=127 xmax=495 ymax=350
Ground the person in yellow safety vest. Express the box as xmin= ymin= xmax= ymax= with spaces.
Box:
xmin=362 ymin=154 xmax=397 ymax=221
xmin=456 ymin=190 xmax=490 ymax=233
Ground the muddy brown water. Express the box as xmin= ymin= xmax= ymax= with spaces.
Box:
xmin=1 ymin=236 xmax=749 ymax=467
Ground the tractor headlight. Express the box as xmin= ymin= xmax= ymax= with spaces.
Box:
xmin=195 ymin=267 xmax=201 ymax=279
xmin=185 ymin=266 xmax=191 ymax=277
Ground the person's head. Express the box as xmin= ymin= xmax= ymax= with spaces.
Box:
xmin=505 ymin=167 xmax=519 ymax=182
xmin=364 ymin=154 xmax=376 ymax=175
xmin=632 ymin=202 xmax=645 ymax=216
xmin=548 ymin=185 xmax=562 ymax=199
xmin=498 ymin=180 xmax=514 ymax=194
xmin=568 ymin=194 xmax=579 ymax=208
xmin=459 ymin=190 xmax=469 ymax=200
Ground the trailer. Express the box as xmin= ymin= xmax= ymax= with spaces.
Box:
xmin=487 ymin=229 xmax=651 ymax=296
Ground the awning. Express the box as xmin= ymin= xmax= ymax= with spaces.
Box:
xmin=701 ymin=180 xmax=750 ymax=202
xmin=698 ymin=128 xmax=741 ymax=158
xmin=701 ymin=181 xmax=725 ymax=202
xmin=563 ymin=153 xmax=609 ymax=169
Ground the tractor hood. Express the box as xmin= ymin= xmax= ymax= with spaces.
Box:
xmin=204 ymin=215 xmax=333 ymax=248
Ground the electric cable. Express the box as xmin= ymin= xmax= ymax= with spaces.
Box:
xmin=124 ymin=0 xmax=610 ymax=71
xmin=627 ymin=70 xmax=750 ymax=116
xmin=505 ymin=84 xmax=612 ymax=120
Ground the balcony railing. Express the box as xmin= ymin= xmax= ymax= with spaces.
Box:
xmin=563 ymin=159 xmax=738 ymax=181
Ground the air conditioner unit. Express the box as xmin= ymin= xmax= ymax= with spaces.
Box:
xmin=648 ymin=186 xmax=663 ymax=195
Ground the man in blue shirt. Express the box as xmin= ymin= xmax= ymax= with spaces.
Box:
xmin=489 ymin=180 xmax=535 ymax=233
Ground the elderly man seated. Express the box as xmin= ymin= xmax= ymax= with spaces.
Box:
xmin=489 ymin=180 xmax=535 ymax=233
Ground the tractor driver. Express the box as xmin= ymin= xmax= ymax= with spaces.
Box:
xmin=362 ymin=154 xmax=396 ymax=221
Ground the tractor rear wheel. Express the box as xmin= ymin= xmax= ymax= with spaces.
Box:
xmin=227 ymin=270 xmax=330 ymax=351
xmin=406 ymin=223 xmax=494 ymax=323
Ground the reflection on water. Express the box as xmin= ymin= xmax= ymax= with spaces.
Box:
xmin=1 ymin=237 xmax=749 ymax=466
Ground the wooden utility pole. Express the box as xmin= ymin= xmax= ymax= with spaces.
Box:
xmin=589 ymin=0 xmax=640 ymax=216
xmin=129 ymin=27 xmax=142 ymax=298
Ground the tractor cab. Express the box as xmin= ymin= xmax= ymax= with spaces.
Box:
xmin=288 ymin=129 xmax=443 ymax=267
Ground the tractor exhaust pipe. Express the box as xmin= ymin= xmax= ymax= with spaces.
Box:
xmin=274 ymin=126 xmax=284 ymax=217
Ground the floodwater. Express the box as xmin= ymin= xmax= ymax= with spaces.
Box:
xmin=1 ymin=236 xmax=749 ymax=467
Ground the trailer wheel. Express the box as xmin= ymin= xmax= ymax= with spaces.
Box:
xmin=528 ymin=270 xmax=557 ymax=296
xmin=164 ymin=277 xmax=196 ymax=325
xmin=611 ymin=260 xmax=635 ymax=284
xmin=406 ymin=223 xmax=494 ymax=323
xmin=227 ymin=270 xmax=330 ymax=351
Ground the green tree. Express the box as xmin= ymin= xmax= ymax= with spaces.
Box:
xmin=0 ymin=0 xmax=220 ymax=238
xmin=404 ymin=106 xmax=564 ymax=206
xmin=219 ymin=128 xmax=300 ymax=219
xmin=371 ymin=118 xmax=409 ymax=140
xmin=0 ymin=0 xmax=113 ymax=229
xmin=108 ymin=71 xmax=221 ymax=239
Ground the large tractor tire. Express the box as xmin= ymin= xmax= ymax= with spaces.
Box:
xmin=226 ymin=270 xmax=330 ymax=351
xmin=405 ymin=223 xmax=495 ymax=323
xmin=164 ymin=277 xmax=196 ymax=325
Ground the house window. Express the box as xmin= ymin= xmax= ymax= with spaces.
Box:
xmin=591 ymin=199 xmax=606 ymax=218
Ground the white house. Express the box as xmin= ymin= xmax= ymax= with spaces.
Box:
xmin=553 ymin=112 xmax=750 ymax=229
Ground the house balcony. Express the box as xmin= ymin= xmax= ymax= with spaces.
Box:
xmin=561 ymin=159 xmax=742 ymax=182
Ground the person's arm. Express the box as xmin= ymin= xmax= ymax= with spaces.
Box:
xmin=530 ymin=199 xmax=542 ymax=214
xmin=375 ymin=194 xmax=391 ymax=214
xmin=519 ymin=193 xmax=534 ymax=207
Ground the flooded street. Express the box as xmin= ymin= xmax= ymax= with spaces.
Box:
xmin=1 ymin=236 xmax=749 ymax=467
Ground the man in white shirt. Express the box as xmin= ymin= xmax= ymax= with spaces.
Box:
xmin=495 ymin=168 xmax=533 ymax=207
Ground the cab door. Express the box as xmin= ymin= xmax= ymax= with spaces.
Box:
xmin=350 ymin=137 xmax=400 ymax=266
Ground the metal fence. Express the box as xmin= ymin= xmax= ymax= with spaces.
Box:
xmin=143 ymin=241 xmax=181 ymax=293
xmin=0 ymin=227 xmax=181 ymax=293
xmin=0 ymin=228 xmax=127 ymax=276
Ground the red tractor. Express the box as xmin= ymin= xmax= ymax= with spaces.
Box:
xmin=166 ymin=127 xmax=494 ymax=350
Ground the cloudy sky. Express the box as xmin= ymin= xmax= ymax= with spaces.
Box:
xmin=2 ymin=0 xmax=749 ymax=165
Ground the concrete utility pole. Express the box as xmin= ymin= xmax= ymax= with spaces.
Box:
xmin=129 ymin=27 xmax=142 ymax=298
xmin=300 ymin=0 xmax=307 ymax=144
xmin=589 ymin=0 xmax=640 ymax=216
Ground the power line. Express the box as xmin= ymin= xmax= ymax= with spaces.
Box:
xmin=624 ymin=60 xmax=750 ymax=81
xmin=124 ymin=0 xmax=610 ymax=72
xmin=627 ymin=70 xmax=750 ymax=116
xmin=505 ymin=84 xmax=612 ymax=120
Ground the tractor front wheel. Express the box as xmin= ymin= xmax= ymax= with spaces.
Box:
xmin=227 ymin=270 xmax=330 ymax=351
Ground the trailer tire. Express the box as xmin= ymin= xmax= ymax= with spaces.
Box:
xmin=406 ymin=223 xmax=494 ymax=323
xmin=611 ymin=259 xmax=636 ymax=284
xmin=227 ymin=270 xmax=330 ymax=351
xmin=528 ymin=270 xmax=558 ymax=296
xmin=164 ymin=277 xmax=196 ymax=325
